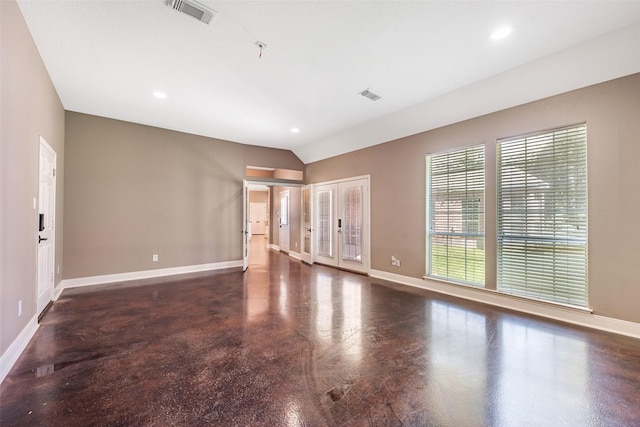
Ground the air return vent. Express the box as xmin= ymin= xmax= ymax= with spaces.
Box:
xmin=360 ymin=89 xmax=381 ymax=101
xmin=167 ymin=0 xmax=217 ymax=24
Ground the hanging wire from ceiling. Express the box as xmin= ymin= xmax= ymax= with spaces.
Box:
xmin=255 ymin=41 xmax=267 ymax=59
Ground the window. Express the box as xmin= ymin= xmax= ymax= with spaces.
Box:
xmin=426 ymin=145 xmax=485 ymax=286
xmin=497 ymin=124 xmax=588 ymax=306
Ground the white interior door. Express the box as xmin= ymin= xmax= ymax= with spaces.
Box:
xmin=314 ymin=184 xmax=338 ymax=267
xmin=279 ymin=189 xmax=290 ymax=253
xmin=242 ymin=180 xmax=249 ymax=271
xmin=301 ymin=185 xmax=313 ymax=264
xmin=37 ymin=137 xmax=56 ymax=315
xmin=337 ymin=178 xmax=369 ymax=274
xmin=250 ymin=203 xmax=268 ymax=235
xmin=314 ymin=177 xmax=369 ymax=274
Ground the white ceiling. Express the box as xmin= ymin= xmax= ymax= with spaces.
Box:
xmin=17 ymin=1 xmax=640 ymax=164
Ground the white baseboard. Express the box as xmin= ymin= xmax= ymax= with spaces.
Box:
xmin=268 ymin=244 xmax=280 ymax=251
xmin=0 ymin=315 xmax=39 ymax=384
xmin=55 ymin=260 xmax=243 ymax=299
xmin=289 ymin=251 xmax=302 ymax=260
xmin=370 ymin=269 xmax=640 ymax=340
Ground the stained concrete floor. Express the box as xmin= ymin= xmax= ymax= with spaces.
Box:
xmin=1 ymin=238 xmax=640 ymax=426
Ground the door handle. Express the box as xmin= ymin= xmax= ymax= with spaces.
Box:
xmin=39 ymin=236 xmax=48 ymax=243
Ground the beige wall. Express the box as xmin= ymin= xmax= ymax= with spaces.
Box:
xmin=64 ymin=112 xmax=304 ymax=279
xmin=1 ymin=0 xmax=65 ymax=354
xmin=306 ymin=73 xmax=640 ymax=324
xmin=249 ymin=190 xmax=268 ymax=204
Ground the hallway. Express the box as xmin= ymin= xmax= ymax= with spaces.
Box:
xmin=1 ymin=246 xmax=640 ymax=426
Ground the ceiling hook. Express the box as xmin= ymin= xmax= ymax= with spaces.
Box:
xmin=255 ymin=41 xmax=267 ymax=59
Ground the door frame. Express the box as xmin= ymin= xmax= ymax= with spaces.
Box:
xmin=243 ymin=180 xmax=301 ymax=269
xmin=37 ymin=136 xmax=56 ymax=316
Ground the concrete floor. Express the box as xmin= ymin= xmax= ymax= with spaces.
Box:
xmin=1 ymin=238 xmax=640 ymax=426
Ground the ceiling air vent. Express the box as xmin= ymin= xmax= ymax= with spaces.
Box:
xmin=167 ymin=0 xmax=217 ymax=24
xmin=360 ymin=89 xmax=381 ymax=101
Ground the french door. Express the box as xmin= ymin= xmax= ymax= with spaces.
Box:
xmin=300 ymin=185 xmax=313 ymax=264
xmin=314 ymin=177 xmax=369 ymax=274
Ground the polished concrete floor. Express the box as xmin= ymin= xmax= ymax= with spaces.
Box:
xmin=1 ymin=237 xmax=640 ymax=426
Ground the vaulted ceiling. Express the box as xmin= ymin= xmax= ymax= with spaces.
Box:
xmin=17 ymin=1 xmax=640 ymax=163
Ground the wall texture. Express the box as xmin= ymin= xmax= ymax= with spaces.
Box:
xmin=63 ymin=112 xmax=303 ymax=279
xmin=1 ymin=0 xmax=65 ymax=354
xmin=306 ymin=73 xmax=640 ymax=324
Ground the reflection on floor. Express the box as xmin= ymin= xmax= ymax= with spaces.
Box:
xmin=1 ymin=242 xmax=640 ymax=426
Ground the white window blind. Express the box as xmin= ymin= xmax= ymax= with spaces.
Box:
xmin=497 ymin=124 xmax=588 ymax=306
xmin=317 ymin=190 xmax=332 ymax=257
xmin=341 ymin=186 xmax=363 ymax=262
xmin=426 ymin=144 xmax=485 ymax=286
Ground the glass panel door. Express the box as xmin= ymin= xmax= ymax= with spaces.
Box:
xmin=317 ymin=189 xmax=333 ymax=258
xmin=301 ymin=185 xmax=313 ymax=264
xmin=341 ymin=185 xmax=362 ymax=262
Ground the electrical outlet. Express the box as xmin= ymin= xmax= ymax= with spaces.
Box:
xmin=17 ymin=300 xmax=22 ymax=317
xmin=152 ymin=254 xmax=158 ymax=262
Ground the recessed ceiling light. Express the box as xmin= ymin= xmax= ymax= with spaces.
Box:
xmin=490 ymin=27 xmax=512 ymax=41
xmin=152 ymin=91 xmax=167 ymax=99
xmin=290 ymin=128 xmax=300 ymax=133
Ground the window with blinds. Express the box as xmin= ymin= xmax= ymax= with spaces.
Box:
xmin=497 ymin=124 xmax=588 ymax=306
xmin=426 ymin=144 xmax=485 ymax=286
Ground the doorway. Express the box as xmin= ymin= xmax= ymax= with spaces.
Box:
xmin=242 ymin=181 xmax=301 ymax=270
xmin=314 ymin=176 xmax=370 ymax=274
xmin=249 ymin=203 xmax=268 ymax=236
xmin=37 ymin=136 xmax=56 ymax=316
